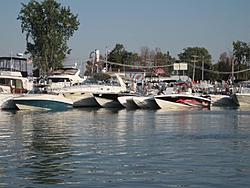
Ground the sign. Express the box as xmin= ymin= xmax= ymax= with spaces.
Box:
xmin=173 ymin=63 xmax=188 ymax=70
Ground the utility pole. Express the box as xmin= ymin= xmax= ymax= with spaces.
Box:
xmin=202 ymin=59 xmax=204 ymax=81
xmin=232 ymin=58 xmax=235 ymax=83
xmin=191 ymin=55 xmax=198 ymax=82
xmin=105 ymin=44 xmax=108 ymax=72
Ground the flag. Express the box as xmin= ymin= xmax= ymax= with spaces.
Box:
xmin=26 ymin=59 xmax=33 ymax=64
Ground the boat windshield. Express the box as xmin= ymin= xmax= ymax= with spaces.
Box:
xmin=81 ymin=77 xmax=121 ymax=86
xmin=28 ymin=85 xmax=56 ymax=94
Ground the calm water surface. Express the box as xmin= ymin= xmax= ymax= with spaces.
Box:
xmin=0 ymin=107 xmax=250 ymax=187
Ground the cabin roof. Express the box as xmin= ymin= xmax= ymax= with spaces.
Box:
xmin=0 ymin=56 xmax=27 ymax=61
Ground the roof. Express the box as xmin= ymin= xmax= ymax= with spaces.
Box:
xmin=0 ymin=56 xmax=27 ymax=61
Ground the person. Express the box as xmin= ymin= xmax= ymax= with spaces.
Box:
xmin=142 ymin=83 xmax=148 ymax=94
xmin=187 ymin=87 xmax=192 ymax=94
xmin=182 ymin=84 xmax=187 ymax=92
xmin=225 ymin=82 xmax=230 ymax=94
xmin=42 ymin=87 xmax=48 ymax=94
xmin=157 ymin=89 xmax=165 ymax=95
xmin=133 ymin=81 xmax=137 ymax=91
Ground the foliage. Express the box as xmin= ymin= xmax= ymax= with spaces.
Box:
xmin=232 ymin=40 xmax=250 ymax=79
xmin=107 ymin=43 xmax=140 ymax=69
xmin=140 ymin=46 xmax=175 ymax=75
xmin=178 ymin=47 xmax=213 ymax=81
xmin=212 ymin=52 xmax=233 ymax=81
xmin=17 ymin=0 xmax=80 ymax=72
xmin=84 ymin=60 xmax=92 ymax=76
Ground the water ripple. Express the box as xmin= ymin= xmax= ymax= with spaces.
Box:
xmin=0 ymin=108 xmax=250 ymax=187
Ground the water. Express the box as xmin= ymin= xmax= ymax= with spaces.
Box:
xmin=0 ymin=107 xmax=250 ymax=187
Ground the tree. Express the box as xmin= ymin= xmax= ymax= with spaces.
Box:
xmin=84 ymin=60 xmax=92 ymax=76
xmin=108 ymin=43 xmax=140 ymax=69
xmin=140 ymin=46 xmax=175 ymax=75
xmin=178 ymin=47 xmax=213 ymax=81
xmin=17 ymin=0 xmax=80 ymax=72
xmin=232 ymin=40 xmax=250 ymax=79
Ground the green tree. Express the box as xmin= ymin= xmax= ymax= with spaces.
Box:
xmin=108 ymin=43 xmax=140 ymax=69
xmin=232 ymin=40 xmax=250 ymax=79
xmin=212 ymin=52 xmax=233 ymax=81
xmin=17 ymin=0 xmax=80 ymax=72
xmin=178 ymin=47 xmax=213 ymax=81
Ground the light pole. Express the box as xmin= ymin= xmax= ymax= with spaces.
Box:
xmin=105 ymin=44 xmax=108 ymax=72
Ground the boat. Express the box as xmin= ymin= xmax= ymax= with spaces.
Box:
xmin=154 ymin=93 xmax=211 ymax=109
xmin=0 ymin=86 xmax=19 ymax=110
xmin=61 ymin=72 xmax=132 ymax=107
xmin=0 ymin=55 xmax=34 ymax=110
xmin=231 ymin=81 xmax=250 ymax=106
xmin=47 ymin=67 xmax=86 ymax=89
xmin=132 ymin=94 xmax=160 ymax=109
xmin=94 ymin=91 xmax=138 ymax=108
xmin=194 ymin=82 xmax=235 ymax=107
xmin=12 ymin=84 xmax=73 ymax=111
xmin=208 ymin=94 xmax=235 ymax=107
xmin=117 ymin=95 xmax=140 ymax=109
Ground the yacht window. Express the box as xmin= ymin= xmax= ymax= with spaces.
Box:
xmin=0 ymin=78 xmax=5 ymax=84
xmin=50 ymin=78 xmax=70 ymax=82
xmin=15 ymin=80 xmax=23 ymax=89
xmin=5 ymin=79 xmax=11 ymax=85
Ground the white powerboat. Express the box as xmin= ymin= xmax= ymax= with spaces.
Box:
xmin=154 ymin=93 xmax=211 ymax=109
xmin=61 ymin=72 xmax=131 ymax=107
xmin=12 ymin=85 xmax=73 ymax=111
xmin=232 ymin=81 xmax=250 ymax=107
xmin=209 ymin=94 xmax=235 ymax=107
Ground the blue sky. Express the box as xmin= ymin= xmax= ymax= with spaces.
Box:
xmin=0 ymin=0 xmax=250 ymax=66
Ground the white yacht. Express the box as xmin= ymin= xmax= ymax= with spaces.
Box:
xmin=47 ymin=67 xmax=86 ymax=89
xmin=61 ymin=72 xmax=131 ymax=107
xmin=0 ymin=56 xmax=34 ymax=110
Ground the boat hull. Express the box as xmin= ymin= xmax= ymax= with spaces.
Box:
xmin=209 ymin=94 xmax=236 ymax=107
xmin=154 ymin=94 xmax=211 ymax=109
xmin=94 ymin=93 xmax=124 ymax=108
xmin=0 ymin=94 xmax=20 ymax=110
xmin=118 ymin=96 xmax=139 ymax=109
xmin=63 ymin=92 xmax=100 ymax=107
xmin=13 ymin=94 xmax=73 ymax=111
xmin=133 ymin=96 xmax=160 ymax=109
xmin=232 ymin=93 xmax=250 ymax=106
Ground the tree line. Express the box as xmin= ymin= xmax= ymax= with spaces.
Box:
xmin=17 ymin=0 xmax=250 ymax=82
